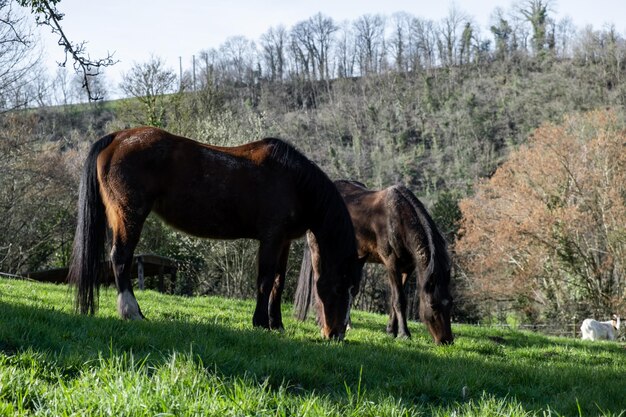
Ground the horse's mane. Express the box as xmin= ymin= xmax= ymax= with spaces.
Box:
xmin=263 ymin=138 xmax=357 ymax=265
xmin=393 ymin=186 xmax=451 ymax=289
xmin=335 ymin=179 xmax=368 ymax=188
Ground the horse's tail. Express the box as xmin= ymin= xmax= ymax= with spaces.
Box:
xmin=67 ymin=134 xmax=115 ymax=315
xmin=293 ymin=242 xmax=314 ymax=321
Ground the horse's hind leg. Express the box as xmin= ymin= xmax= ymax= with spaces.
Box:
xmin=111 ymin=238 xmax=142 ymax=319
xmin=268 ymin=241 xmax=290 ymax=330
xmin=110 ymin=210 xmax=149 ymax=320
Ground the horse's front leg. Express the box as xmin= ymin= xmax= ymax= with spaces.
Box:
xmin=386 ymin=265 xmax=411 ymax=339
xmin=268 ymin=241 xmax=290 ymax=331
xmin=386 ymin=309 xmax=398 ymax=336
xmin=396 ymin=272 xmax=411 ymax=338
xmin=252 ymin=238 xmax=283 ymax=329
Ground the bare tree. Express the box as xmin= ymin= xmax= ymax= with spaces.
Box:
xmin=335 ymin=21 xmax=356 ymax=78
xmin=438 ymin=6 xmax=469 ymax=66
xmin=29 ymin=65 xmax=51 ymax=107
xmin=0 ymin=0 xmax=39 ymax=111
xmin=389 ymin=12 xmax=412 ymax=72
xmin=308 ymin=13 xmax=337 ymax=80
xmin=18 ymin=0 xmax=117 ymax=101
xmin=287 ymin=14 xmax=339 ymax=81
xmin=260 ymin=25 xmax=286 ymax=81
xmin=119 ymin=55 xmax=177 ymax=127
xmin=51 ymin=67 xmax=72 ymax=105
xmin=197 ymin=48 xmax=219 ymax=89
xmin=72 ymin=69 xmax=106 ymax=103
xmin=554 ymin=17 xmax=576 ymax=58
xmin=353 ymin=14 xmax=386 ymax=75
xmin=218 ymin=36 xmax=257 ymax=86
xmin=290 ymin=19 xmax=315 ymax=80
xmin=409 ymin=17 xmax=438 ymax=70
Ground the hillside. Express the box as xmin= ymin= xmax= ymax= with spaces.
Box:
xmin=1 ymin=20 xmax=626 ymax=325
xmin=1 ymin=276 xmax=625 ymax=416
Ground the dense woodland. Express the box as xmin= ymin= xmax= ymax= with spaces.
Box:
xmin=1 ymin=0 xmax=625 ymax=326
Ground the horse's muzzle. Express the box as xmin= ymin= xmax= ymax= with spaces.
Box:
xmin=321 ymin=328 xmax=346 ymax=341
xmin=436 ymin=334 xmax=455 ymax=345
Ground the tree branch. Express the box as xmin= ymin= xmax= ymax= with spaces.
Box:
xmin=18 ymin=0 xmax=118 ymax=101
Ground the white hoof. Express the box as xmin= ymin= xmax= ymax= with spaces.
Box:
xmin=117 ymin=290 xmax=143 ymax=320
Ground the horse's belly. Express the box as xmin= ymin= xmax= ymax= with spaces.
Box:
xmin=153 ymin=200 xmax=257 ymax=239
xmin=152 ymin=198 xmax=305 ymax=241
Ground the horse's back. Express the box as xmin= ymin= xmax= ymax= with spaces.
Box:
xmin=337 ymin=181 xmax=446 ymax=275
xmin=334 ymin=181 xmax=415 ymax=266
xmin=97 ymin=127 xmax=307 ymax=240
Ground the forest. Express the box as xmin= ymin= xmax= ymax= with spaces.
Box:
xmin=1 ymin=0 xmax=624 ymax=329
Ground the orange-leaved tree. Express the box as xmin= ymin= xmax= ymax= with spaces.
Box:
xmin=456 ymin=110 xmax=626 ymax=322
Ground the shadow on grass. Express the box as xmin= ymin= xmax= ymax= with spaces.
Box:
xmin=1 ymin=298 xmax=625 ymax=416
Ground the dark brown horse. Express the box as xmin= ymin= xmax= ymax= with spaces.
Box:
xmin=67 ymin=127 xmax=362 ymax=340
xmin=294 ymin=180 xmax=454 ymax=344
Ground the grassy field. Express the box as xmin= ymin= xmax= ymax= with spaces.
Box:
xmin=0 ymin=276 xmax=624 ymax=416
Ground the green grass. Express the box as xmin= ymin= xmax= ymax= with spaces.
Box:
xmin=1 ymin=277 xmax=625 ymax=416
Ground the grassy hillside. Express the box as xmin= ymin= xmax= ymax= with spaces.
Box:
xmin=0 ymin=276 xmax=624 ymax=416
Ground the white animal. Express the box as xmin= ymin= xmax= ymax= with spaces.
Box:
xmin=580 ymin=315 xmax=621 ymax=341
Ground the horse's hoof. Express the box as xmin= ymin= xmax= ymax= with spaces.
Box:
xmin=120 ymin=309 xmax=144 ymax=320
xmin=117 ymin=291 xmax=143 ymax=320
xmin=121 ymin=312 xmax=144 ymax=320
xmin=252 ymin=317 xmax=270 ymax=329
xmin=269 ymin=322 xmax=285 ymax=332
xmin=397 ymin=327 xmax=411 ymax=339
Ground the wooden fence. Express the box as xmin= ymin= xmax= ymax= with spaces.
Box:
xmin=22 ymin=254 xmax=178 ymax=293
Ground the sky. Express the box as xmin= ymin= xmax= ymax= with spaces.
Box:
xmin=33 ymin=0 xmax=626 ymax=96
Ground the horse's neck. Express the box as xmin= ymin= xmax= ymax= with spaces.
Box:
xmin=391 ymin=200 xmax=435 ymax=279
xmin=403 ymin=226 xmax=434 ymax=279
xmin=311 ymin=221 xmax=353 ymax=268
xmin=310 ymin=227 xmax=340 ymax=261
xmin=310 ymin=189 xmax=355 ymax=260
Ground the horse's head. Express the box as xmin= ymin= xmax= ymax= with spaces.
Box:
xmin=315 ymin=254 xmax=364 ymax=340
xmin=419 ymin=279 xmax=454 ymax=345
xmin=612 ymin=314 xmax=621 ymax=331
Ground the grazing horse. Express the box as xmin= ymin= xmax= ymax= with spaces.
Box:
xmin=294 ymin=180 xmax=454 ymax=344
xmin=67 ymin=127 xmax=361 ymax=340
